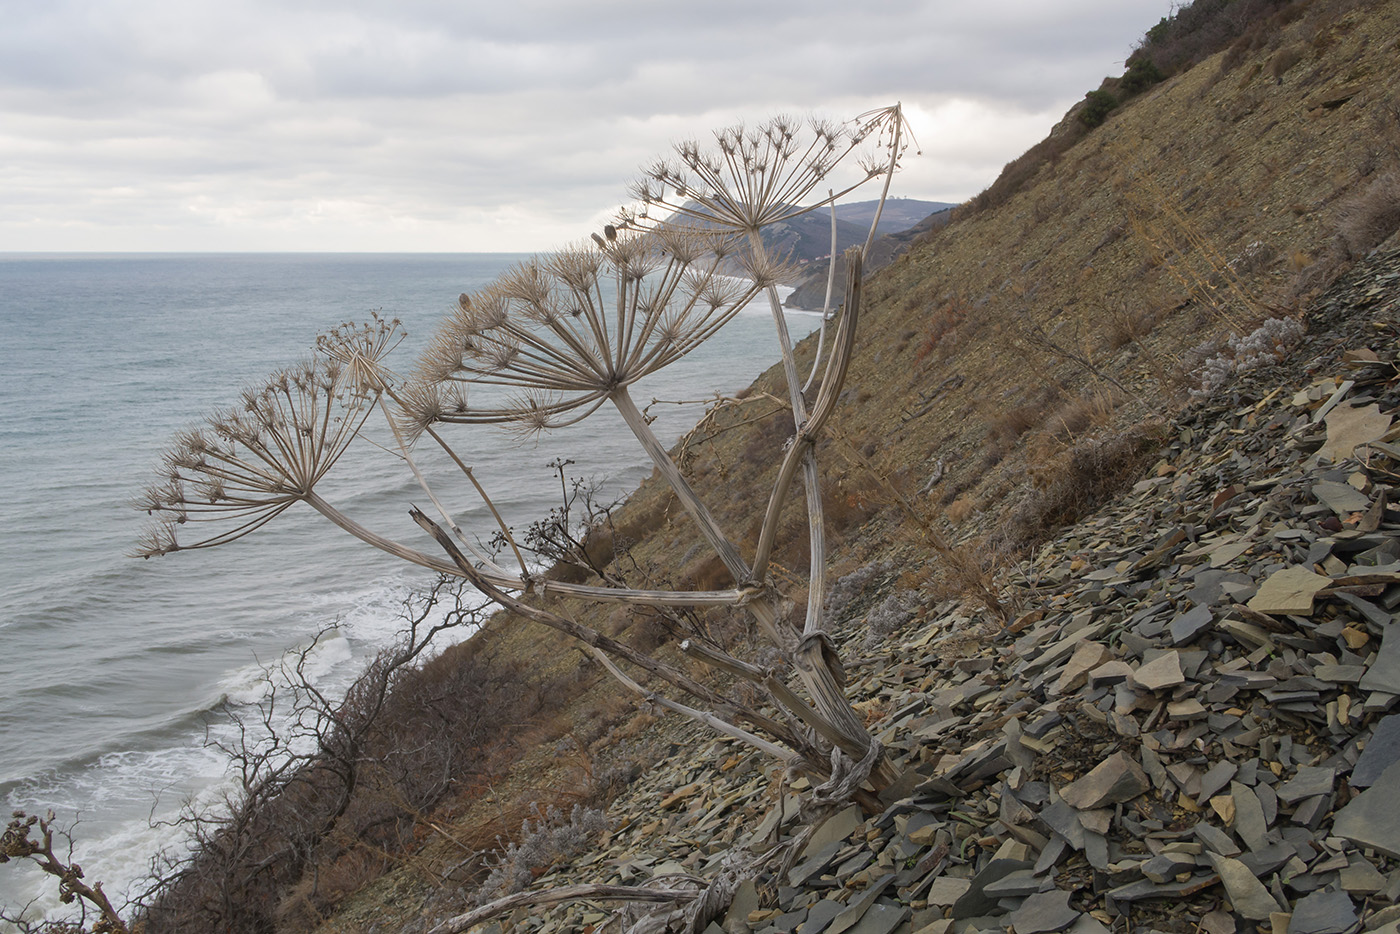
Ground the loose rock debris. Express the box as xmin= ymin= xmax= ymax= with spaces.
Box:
xmin=438 ymin=249 xmax=1400 ymax=934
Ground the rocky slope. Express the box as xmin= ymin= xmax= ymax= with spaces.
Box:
xmin=290 ymin=3 xmax=1400 ymax=932
xmin=400 ymin=242 xmax=1400 ymax=934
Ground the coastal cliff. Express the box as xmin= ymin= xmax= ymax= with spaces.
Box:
xmin=124 ymin=1 xmax=1400 ymax=931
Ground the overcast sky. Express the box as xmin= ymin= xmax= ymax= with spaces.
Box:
xmin=0 ymin=0 xmax=1173 ymax=253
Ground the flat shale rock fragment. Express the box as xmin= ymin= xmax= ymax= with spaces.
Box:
xmin=1208 ymin=853 xmax=1284 ymax=920
xmin=802 ymin=900 xmax=845 ymax=933
xmin=1353 ymin=715 xmax=1400 ymax=787
xmin=1288 ymin=887 xmax=1359 ymax=934
xmin=1231 ymin=781 xmax=1272 ymax=852
xmin=1248 ymin=566 xmax=1331 ymax=616
xmin=924 ymin=876 xmax=971 ymax=907
xmin=1277 ymin=766 xmax=1336 ymax=803
xmin=1170 ymin=604 xmax=1215 ymax=645
xmin=1359 ymin=629 xmax=1400 ymax=696
xmin=839 ymin=902 xmax=908 ymax=934
xmin=1054 ymin=642 xmax=1112 ymax=694
xmin=1132 ymin=652 xmax=1186 ymax=693
xmin=826 ymin=872 xmax=898 ymax=934
xmin=1332 ymin=762 xmax=1400 ymax=857
xmin=1320 ymin=403 xmax=1392 ymax=464
xmin=951 ymin=859 xmax=1033 ymax=920
xmin=1314 ymin=480 xmax=1372 ymax=515
xmin=1059 ymin=751 xmax=1150 ymax=809
xmin=1141 ymin=851 xmax=1198 ymax=882
xmin=1008 ymin=889 xmax=1081 ymax=934
xmin=800 ymin=806 xmax=862 ymax=856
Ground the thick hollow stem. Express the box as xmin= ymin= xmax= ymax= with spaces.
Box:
xmin=411 ymin=508 xmax=797 ymax=747
xmin=375 ymin=394 xmax=513 ymax=576
xmin=680 ymin=639 xmax=849 ymax=754
xmin=590 ymin=647 xmax=794 ymax=763
xmin=610 ymin=386 xmax=750 ymax=585
xmin=801 ymin=187 xmax=840 ymax=394
xmin=308 ymin=489 xmax=752 ymax=609
xmin=752 ymin=248 xmax=864 ymax=583
xmin=862 ymin=104 xmax=903 ymax=257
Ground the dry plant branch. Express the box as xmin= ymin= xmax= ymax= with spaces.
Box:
xmin=1 ymin=812 xmax=130 ymax=934
xmin=136 ymin=109 xmax=913 ymax=863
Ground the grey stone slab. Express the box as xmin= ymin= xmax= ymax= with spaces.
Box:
xmin=1171 ymin=604 xmax=1215 ymax=645
xmin=1008 ymin=889 xmax=1081 ymax=934
xmin=1333 ymin=761 xmax=1400 ymax=857
xmin=1231 ymin=781 xmax=1272 ymax=852
xmin=1314 ymin=480 xmax=1371 ymax=515
xmin=1288 ymin=887 xmax=1359 ymax=934
xmin=1196 ymin=760 xmax=1239 ymax=803
xmin=1239 ymin=842 xmax=1296 ymax=877
xmin=1292 ymin=793 xmax=1334 ymax=830
xmin=789 ymin=841 xmax=844 ymax=887
xmin=925 ymin=876 xmax=972 ymax=907
xmin=725 ymin=880 xmax=759 ymax=933
xmin=1040 ymin=801 xmax=1087 ymax=851
xmin=981 ymin=869 xmax=1042 ymax=898
xmin=1339 ymin=857 xmax=1386 ymax=895
xmin=1059 ymin=752 xmax=1150 ymax=809
xmin=1141 ymin=852 xmax=1197 ymax=883
xmin=826 ymin=873 xmax=897 ymax=934
xmin=1084 ymin=831 xmax=1109 ymax=872
xmin=1187 ymin=571 xmax=1255 ymax=607
xmin=802 ymin=805 xmax=864 ymax=859
xmin=952 ymin=860 xmax=1033 ymax=920
xmin=1315 ymin=664 xmax=1368 ymax=684
xmin=1104 ymin=873 xmax=1219 ymax=903
xmin=1194 ymin=821 xmax=1242 ymax=857
xmin=1208 ymin=853 xmax=1283 ymax=920
xmin=799 ymin=899 xmax=845 ymax=934
xmin=772 ymin=907 xmax=808 ymax=934
xmin=1335 ymin=592 xmax=1395 ymax=629
xmin=1066 ymin=916 xmax=1111 ymax=934
xmin=1133 ymin=652 xmax=1186 ymax=692
xmin=844 ymin=902 xmax=909 ymax=934
xmin=1360 ymin=627 xmax=1400 ymax=695
xmin=1353 ymin=715 xmax=1400 ymax=788
xmin=1278 ymin=766 xmax=1337 ymax=803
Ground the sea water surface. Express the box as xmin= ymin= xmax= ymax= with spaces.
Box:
xmin=0 ymin=253 xmax=819 ymax=921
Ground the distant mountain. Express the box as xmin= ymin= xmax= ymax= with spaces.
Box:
xmin=806 ymin=198 xmax=956 ymax=238
xmin=784 ymin=201 xmax=957 ymax=308
xmin=663 ymin=198 xmax=954 ymax=281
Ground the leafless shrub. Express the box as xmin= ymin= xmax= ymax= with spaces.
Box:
xmin=472 ymin=805 xmax=609 ymax=905
xmin=1191 ymin=315 xmax=1305 ymax=397
xmin=1337 ymin=172 xmax=1400 ymax=257
xmin=135 ymin=580 xmax=533 ymax=934
xmin=996 ymin=422 xmax=1168 ymax=553
xmin=862 ymin=591 xmax=920 ymax=649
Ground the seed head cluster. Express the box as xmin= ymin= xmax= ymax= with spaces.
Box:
xmin=135 ymin=353 xmax=374 ymax=557
xmin=408 ymin=228 xmax=765 ymax=435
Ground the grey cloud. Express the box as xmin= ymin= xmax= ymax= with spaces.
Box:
xmin=0 ymin=0 xmax=1173 ymax=250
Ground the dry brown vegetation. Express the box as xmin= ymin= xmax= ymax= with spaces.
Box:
xmin=14 ymin=2 xmax=1400 ymax=931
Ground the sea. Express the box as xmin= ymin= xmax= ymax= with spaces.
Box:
xmin=0 ymin=252 xmax=820 ymax=923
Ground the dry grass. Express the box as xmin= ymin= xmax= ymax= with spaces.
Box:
xmin=994 ymin=421 xmax=1169 ymax=553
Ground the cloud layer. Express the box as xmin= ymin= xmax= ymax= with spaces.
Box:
xmin=0 ymin=0 xmax=1171 ymax=251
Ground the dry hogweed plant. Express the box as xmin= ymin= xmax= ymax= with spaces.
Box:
xmin=137 ymin=108 xmax=913 ymax=826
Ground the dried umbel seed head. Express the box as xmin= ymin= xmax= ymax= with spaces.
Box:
xmin=622 ymin=106 xmax=910 ymax=237
xmin=317 ymin=312 xmax=405 ymax=395
xmin=416 ymin=231 xmax=763 ymax=434
xmin=135 ymin=355 xmax=375 ymax=556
